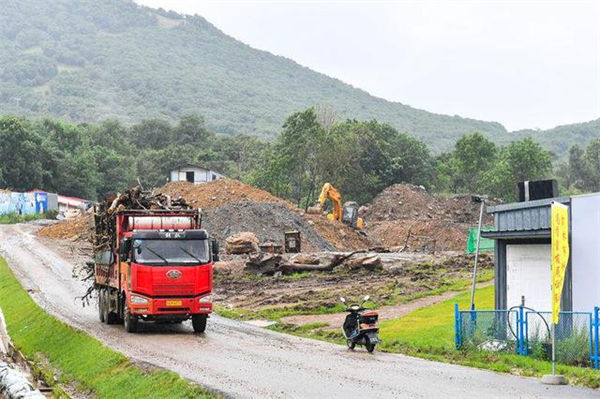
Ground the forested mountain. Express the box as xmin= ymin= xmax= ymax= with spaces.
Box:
xmin=0 ymin=0 xmax=597 ymax=154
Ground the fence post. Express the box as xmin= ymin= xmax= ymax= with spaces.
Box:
xmin=589 ymin=312 xmax=594 ymax=368
xmin=455 ymin=303 xmax=461 ymax=349
xmin=594 ymin=307 xmax=599 ymax=370
xmin=524 ymin=310 xmax=529 ymax=355
xmin=518 ymin=305 xmax=525 ymax=355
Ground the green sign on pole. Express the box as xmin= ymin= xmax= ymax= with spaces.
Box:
xmin=466 ymin=226 xmax=495 ymax=254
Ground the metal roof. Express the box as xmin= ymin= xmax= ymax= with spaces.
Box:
xmin=483 ymin=196 xmax=570 ymax=239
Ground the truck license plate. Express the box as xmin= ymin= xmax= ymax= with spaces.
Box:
xmin=166 ymin=300 xmax=182 ymax=307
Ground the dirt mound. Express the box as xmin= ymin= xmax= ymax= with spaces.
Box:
xmin=160 ymin=179 xmax=289 ymax=209
xmin=364 ymin=183 xmax=493 ymax=224
xmin=37 ymin=212 xmax=93 ymax=241
xmin=162 ymin=180 xmax=372 ymax=251
xmin=367 ymin=220 xmax=470 ymax=252
xmin=204 ymin=202 xmax=335 ymax=252
xmin=364 ymin=184 xmax=497 ymax=252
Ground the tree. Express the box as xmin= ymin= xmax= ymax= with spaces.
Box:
xmin=129 ymin=119 xmax=173 ymax=149
xmin=0 ymin=117 xmax=48 ymax=191
xmin=438 ymin=132 xmax=497 ymax=193
xmin=481 ymin=138 xmax=552 ymax=200
xmin=172 ymin=115 xmax=211 ymax=145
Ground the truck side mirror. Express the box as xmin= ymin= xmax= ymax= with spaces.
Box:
xmin=211 ymin=239 xmax=220 ymax=262
xmin=119 ymin=239 xmax=131 ymax=260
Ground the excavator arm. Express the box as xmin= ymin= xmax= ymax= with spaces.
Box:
xmin=308 ymin=182 xmax=364 ymax=230
xmin=315 ymin=183 xmax=343 ymax=222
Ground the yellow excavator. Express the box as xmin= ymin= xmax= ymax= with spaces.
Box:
xmin=308 ymin=183 xmax=364 ymax=230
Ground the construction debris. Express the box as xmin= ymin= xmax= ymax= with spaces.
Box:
xmin=244 ymin=250 xmax=368 ymax=276
xmin=225 ymin=232 xmax=259 ymax=254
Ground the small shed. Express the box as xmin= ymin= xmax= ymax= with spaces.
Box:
xmin=483 ymin=193 xmax=600 ymax=313
xmin=169 ymin=164 xmax=225 ymax=184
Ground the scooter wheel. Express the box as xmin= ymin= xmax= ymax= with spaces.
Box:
xmin=365 ymin=337 xmax=376 ymax=353
xmin=347 ymin=340 xmax=356 ymax=350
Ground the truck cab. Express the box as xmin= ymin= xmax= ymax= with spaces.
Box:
xmin=95 ymin=209 xmax=216 ymax=333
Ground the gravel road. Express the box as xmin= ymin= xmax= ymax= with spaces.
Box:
xmin=0 ymin=224 xmax=597 ymax=399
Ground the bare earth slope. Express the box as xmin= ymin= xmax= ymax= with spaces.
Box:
xmin=0 ymin=223 xmax=595 ymax=399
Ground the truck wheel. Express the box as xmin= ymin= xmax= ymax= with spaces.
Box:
xmin=104 ymin=290 xmax=118 ymax=325
xmin=123 ymin=307 xmax=138 ymax=333
xmin=98 ymin=289 xmax=106 ymax=323
xmin=192 ymin=314 xmax=207 ymax=333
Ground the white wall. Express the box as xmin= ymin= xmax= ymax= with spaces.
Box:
xmin=169 ymin=167 xmax=224 ymax=184
xmin=506 ymin=244 xmax=551 ymax=310
xmin=571 ymin=193 xmax=600 ymax=311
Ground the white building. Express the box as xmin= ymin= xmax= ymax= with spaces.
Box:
xmin=169 ymin=164 xmax=225 ymax=184
xmin=483 ymin=192 xmax=600 ymax=313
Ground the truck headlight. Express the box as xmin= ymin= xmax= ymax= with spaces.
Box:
xmin=131 ymin=295 xmax=148 ymax=305
xmin=198 ymin=295 xmax=212 ymax=303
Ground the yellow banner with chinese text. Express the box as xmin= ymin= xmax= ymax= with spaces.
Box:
xmin=551 ymin=202 xmax=569 ymax=325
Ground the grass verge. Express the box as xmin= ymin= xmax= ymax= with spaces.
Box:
xmin=0 ymin=256 xmax=216 ymax=399
xmin=0 ymin=212 xmax=54 ymax=224
xmin=269 ymin=285 xmax=600 ymax=389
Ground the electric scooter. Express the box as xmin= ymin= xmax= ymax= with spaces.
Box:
xmin=340 ymin=295 xmax=379 ymax=353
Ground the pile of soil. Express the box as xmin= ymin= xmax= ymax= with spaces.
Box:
xmin=365 ymin=184 xmax=493 ymax=224
xmin=368 ymin=220 xmax=470 ymax=252
xmin=364 ymin=184 xmax=497 ymax=251
xmin=159 ymin=179 xmax=289 ymax=209
xmin=37 ymin=212 xmax=94 ymax=241
xmin=204 ymin=202 xmax=335 ymax=252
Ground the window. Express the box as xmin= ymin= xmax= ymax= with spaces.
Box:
xmin=133 ymin=239 xmax=210 ymax=265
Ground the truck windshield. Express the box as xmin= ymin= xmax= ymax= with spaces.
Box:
xmin=133 ymin=239 xmax=210 ymax=265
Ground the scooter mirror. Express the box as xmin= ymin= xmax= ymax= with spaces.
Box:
xmin=363 ymin=295 xmax=370 ymax=302
xmin=340 ymin=297 xmax=346 ymax=303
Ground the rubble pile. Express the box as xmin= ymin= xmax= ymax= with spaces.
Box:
xmin=364 ymin=183 xmax=497 ymax=252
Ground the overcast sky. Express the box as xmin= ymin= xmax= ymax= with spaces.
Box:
xmin=134 ymin=0 xmax=600 ymax=131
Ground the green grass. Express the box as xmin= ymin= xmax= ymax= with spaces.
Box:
xmin=0 ymin=257 xmax=216 ymax=398
xmin=379 ymin=285 xmax=495 ymax=350
xmin=0 ymin=212 xmax=54 ymax=224
xmin=270 ymin=283 xmax=600 ymax=388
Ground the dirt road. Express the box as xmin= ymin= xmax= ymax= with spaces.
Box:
xmin=0 ymin=224 xmax=596 ymax=399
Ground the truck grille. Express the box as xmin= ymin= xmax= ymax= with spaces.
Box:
xmin=152 ymin=284 xmax=195 ymax=296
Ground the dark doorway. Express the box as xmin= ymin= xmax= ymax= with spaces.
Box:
xmin=186 ymin=171 xmax=195 ymax=183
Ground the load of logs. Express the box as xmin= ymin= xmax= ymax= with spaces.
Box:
xmin=93 ymin=186 xmax=192 ymax=250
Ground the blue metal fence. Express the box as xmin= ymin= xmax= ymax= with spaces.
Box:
xmin=455 ymin=304 xmax=600 ymax=369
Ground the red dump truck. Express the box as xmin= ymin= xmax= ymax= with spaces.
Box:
xmin=94 ymin=209 xmax=217 ymax=333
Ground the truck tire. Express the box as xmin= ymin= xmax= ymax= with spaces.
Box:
xmin=98 ymin=289 xmax=106 ymax=323
xmin=123 ymin=306 xmax=138 ymax=333
xmin=104 ymin=289 xmax=118 ymax=325
xmin=192 ymin=314 xmax=207 ymax=333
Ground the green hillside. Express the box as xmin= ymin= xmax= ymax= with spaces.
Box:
xmin=0 ymin=0 xmax=597 ymax=154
